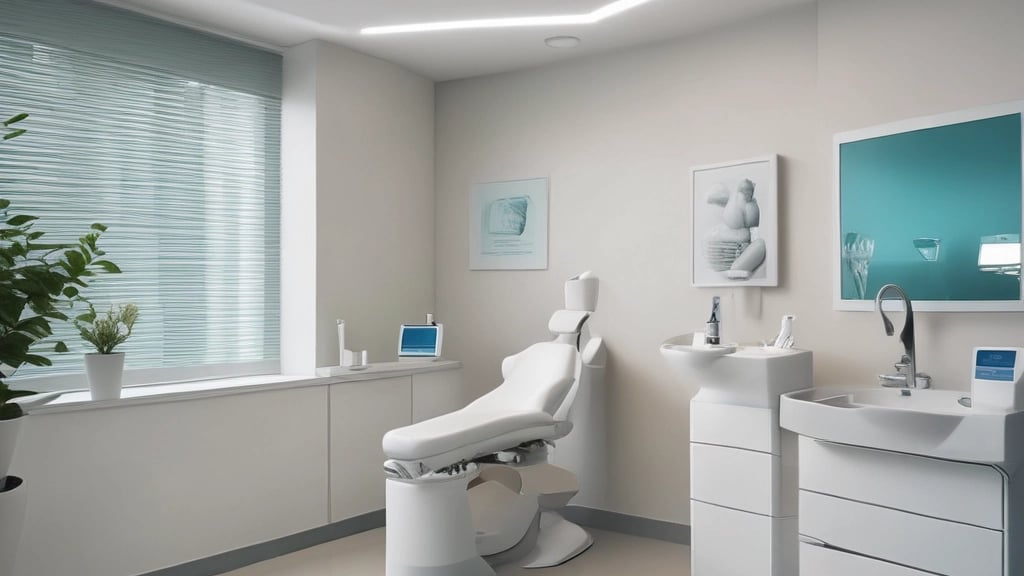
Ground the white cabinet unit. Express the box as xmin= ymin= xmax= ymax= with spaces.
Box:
xmin=11 ymin=362 xmax=463 ymax=576
xmin=795 ymin=437 xmax=1010 ymax=576
xmin=330 ymin=376 xmax=412 ymax=521
xmin=662 ymin=341 xmax=812 ymax=576
xmin=329 ymin=370 xmax=465 ymax=522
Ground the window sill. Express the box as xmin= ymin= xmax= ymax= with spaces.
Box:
xmin=27 ymin=359 xmax=462 ymax=415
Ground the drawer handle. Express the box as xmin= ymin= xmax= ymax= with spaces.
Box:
xmin=798 ymin=535 xmax=827 ymax=547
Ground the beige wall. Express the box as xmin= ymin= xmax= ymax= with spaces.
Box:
xmin=434 ymin=0 xmax=1024 ymax=524
xmin=282 ymin=41 xmax=435 ymax=372
xmin=314 ymin=41 xmax=436 ymax=368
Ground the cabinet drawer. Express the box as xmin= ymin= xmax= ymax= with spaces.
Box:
xmin=692 ymin=443 xmax=782 ymax=516
xmin=800 ymin=542 xmax=931 ymax=576
xmin=800 ymin=437 xmax=1004 ymax=529
xmin=691 ymin=401 xmax=778 ymax=453
xmin=692 ymin=500 xmax=796 ymax=576
xmin=800 ymin=490 xmax=1003 ymax=576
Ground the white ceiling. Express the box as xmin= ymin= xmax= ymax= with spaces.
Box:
xmin=99 ymin=0 xmax=814 ymax=81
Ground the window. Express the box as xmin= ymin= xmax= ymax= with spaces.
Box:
xmin=0 ymin=0 xmax=282 ymax=389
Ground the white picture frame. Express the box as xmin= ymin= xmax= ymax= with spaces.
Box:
xmin=690 ymin=155 xmax=779 ymax=287
xmin=469 ymin=177 xmax=549 ymax=270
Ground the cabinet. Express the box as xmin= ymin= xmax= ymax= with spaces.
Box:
xmin=797 ymin=437 xmax=1008 ymax=576
xmin=690 ymin=402 xmax=801 ymax=576
xmin=329 ymin=368 xmax=465 ymax=522
xmin=11 ymin=362 xmax=463 ymax=576
xmin=677 ymin=348 xmax=812 ymax=576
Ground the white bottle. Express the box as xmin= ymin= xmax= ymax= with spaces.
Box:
xmin=337 ymin=319 xmax=354 ymax=366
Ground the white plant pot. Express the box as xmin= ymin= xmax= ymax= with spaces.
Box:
xmin=0 ymin=416 xmax=23 ymax=480
xmin=0 ymin=475 xmax=28 ymax=575
xmin=85 ymin=352 xmax=125 ymax=401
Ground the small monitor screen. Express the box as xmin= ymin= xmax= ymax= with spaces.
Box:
xmin=975 ymin=349 xmax=1017 ymax=381
xmin=400 ymin=325 xmax=439 ymax=357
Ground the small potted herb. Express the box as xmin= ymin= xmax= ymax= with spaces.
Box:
xmin=76 ymin=303 xmax=138 ymax=400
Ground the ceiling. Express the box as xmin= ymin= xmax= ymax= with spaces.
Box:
xmin=98 ymin=0 xmax=814 ymax=81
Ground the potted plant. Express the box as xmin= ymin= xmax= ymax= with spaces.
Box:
xmin=76 ymin=303 xmax=138 ymax=400
xmin=1 ymin=112 xmax=121 ymax=572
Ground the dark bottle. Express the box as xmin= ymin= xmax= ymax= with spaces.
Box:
xmin=705 ymin=296 xmax=721 ymax=345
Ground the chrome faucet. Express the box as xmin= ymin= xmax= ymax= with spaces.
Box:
xmin=875 ymin=284 xmax=931 ymax=389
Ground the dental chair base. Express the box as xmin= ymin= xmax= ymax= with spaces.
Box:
xmin=385 ymin=461 xmax=591 ymax=576
xmin=520 ymin=511 xmax=592 ymax=568
xmin=386 ymin=469 xmax=495 ymax=576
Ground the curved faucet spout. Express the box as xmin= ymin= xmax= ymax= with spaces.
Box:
xmin=875 ymin=284 xmax=921 ymax=388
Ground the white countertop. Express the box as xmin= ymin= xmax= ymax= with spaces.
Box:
xmin=28 ymin=360 xmax=462 ymax=415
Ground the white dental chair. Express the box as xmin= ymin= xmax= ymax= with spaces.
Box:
xmin=383 ymin=272 xmax=606 ymax=576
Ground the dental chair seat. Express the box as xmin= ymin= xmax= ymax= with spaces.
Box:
xmin=383 ymin=409 xmax=565 ymax=461
xmin=383 ymin=342 xmax=578 ymax=476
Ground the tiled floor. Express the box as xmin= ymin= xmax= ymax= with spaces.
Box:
xmin=223 ymin=528 xmax=690 ymax=576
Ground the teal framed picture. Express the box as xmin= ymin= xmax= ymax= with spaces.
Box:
xmin=834 ymin=101 xmax=1024 ymax=311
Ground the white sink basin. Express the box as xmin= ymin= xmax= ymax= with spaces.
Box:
xmin=660 ymin=334 xmax=812 ymax=409
xmin=781 ymin=387 xmax=1024 ymax=472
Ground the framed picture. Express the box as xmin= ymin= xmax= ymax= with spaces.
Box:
xmin=690 ymin=155 xmax=779 ymax=287
xmin=833 ymin=101 xmax=1023 ymax=312
xmin=469 ymin=177 xmax=549 ymax=270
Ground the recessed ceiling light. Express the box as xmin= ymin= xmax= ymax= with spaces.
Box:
xmin=360 ymin=0 xmax=655 ymax=35
xmin=545 ymin=36 xmax=581 ymax=49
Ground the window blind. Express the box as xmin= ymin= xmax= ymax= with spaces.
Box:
xmin=0 ymin=0 xmax=281 ymax=385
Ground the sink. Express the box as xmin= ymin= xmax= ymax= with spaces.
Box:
xmin=781 ymin=387 xmax=1024 ymax=472
xmin=660 ymin=334 xmax=812 ymax=409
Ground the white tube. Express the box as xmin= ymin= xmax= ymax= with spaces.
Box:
xmin=337 ymin=319 xmax=346 ymax=365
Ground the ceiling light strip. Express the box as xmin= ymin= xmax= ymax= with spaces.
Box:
xmin=360 ymin=0 xmax=654 ymax=35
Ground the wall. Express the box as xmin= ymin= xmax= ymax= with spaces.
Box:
xmin=434 ymin=0 xmax=1024 ymax=525
xmin=282 ymin=41 xmax=435 ymax=373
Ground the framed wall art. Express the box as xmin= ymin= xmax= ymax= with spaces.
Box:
xmin=469 ymin=177 xmax=549 ymax=270
xmin=691 ymin=155 xmax=778 ymax=287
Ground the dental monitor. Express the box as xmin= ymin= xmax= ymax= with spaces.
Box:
xmin=398 ymin=324 xmax=443 ymax=361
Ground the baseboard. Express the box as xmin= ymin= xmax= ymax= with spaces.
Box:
xmin=139 ymin=509 xmax=386 ymax=576
xmin=140 ymin=505 xmax=688 ymax=576
xmin=563 ymin=505 xmax=691 ymax=545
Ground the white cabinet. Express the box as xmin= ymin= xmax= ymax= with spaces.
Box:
xmin=801 ymin=490 xmax=1002 ymax=576
xmin=687 ymin=349 xmax=812 ymax=576
xmin=797 ymin=437 xmax=1009 ymax=576
xmin=412 ymin=369 xmax=465 ymax=422
xmin=330 ymin=376 xmax=412 ymax=521
xmin=691 ymin=500 xmax=797 ymax=576
xmin=800 ymin=543 xmax=932 ymax=576
xmin=13 ymin=387 xmax=331 ymax=576
xmin=12 ymin=362 xmax=463 ymax=576
xmin=329 ymin=368 xmax=465 ymax=522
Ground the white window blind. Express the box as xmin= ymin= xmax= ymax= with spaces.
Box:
xmin=0 ymin=0 xmax=282 ymax=387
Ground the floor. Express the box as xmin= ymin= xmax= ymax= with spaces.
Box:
xmin=223 ymin=528 xmax=690 ymax=576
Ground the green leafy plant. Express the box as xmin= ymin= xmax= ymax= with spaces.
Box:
xmin=76 ymin=303 xmax=138 ymax=354
xmin=0 ymin=112 xmax=122 ymax=420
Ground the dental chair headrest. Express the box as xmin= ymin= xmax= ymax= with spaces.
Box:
xmin=466 ymin=342 xmax=577 ymax=416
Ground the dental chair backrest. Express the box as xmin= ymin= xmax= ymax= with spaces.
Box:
xmin=483 ymin=272 xmax=602 ymax=425
xmin=466 ymin=342 xmax=578 ymax=416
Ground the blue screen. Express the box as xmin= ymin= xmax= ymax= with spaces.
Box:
xmin=401 ymin=326 xmax=438 ymax=356
xmin=975 ymin=350 xmax=1017 ymax=381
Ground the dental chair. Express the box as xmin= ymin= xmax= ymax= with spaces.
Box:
xmin=382 ymin=272 xmax=607 ymax=576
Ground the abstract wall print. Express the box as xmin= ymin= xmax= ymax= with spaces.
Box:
xmin=691 ymin=155 xmax=779 ymax=287
xmin=835 ymin=101 xmax=1024 ymax=312
xmin=469 ymin=177 xmax=549 ymax=270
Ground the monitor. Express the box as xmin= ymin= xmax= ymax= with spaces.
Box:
xmin=398 ymin=324 xmax=443 ymax=361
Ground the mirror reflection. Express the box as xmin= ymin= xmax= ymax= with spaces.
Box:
xmin=836 ymin=105 xmax=1023 ymax=310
